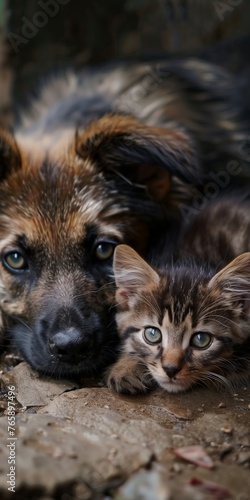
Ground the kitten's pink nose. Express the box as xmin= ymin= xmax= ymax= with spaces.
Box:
xmin=163 ymin=365 xmax=180 ymax=379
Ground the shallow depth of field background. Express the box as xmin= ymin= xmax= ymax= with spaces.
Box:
xmin=0 ymin=0 xmax=250 ymax=125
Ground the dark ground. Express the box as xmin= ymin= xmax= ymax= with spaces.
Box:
xmin=0 ymin=354 xmax=250 ymax=499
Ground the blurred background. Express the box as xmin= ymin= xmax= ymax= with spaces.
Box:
xmin=0 ymin=0 xmax=250 ymax=126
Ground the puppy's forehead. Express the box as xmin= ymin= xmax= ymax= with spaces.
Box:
xmin=0 ymin=162 xmax=126 ymax=244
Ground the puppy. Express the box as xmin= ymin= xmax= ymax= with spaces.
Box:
xmin=0 ymin=58 xmax=249 ymax=378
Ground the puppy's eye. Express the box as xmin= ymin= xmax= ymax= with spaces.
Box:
xmin=191 ymin=332 xmax=212 ymax=349
xmin=95 ymin=242 xmax=115 ymax=261
xmin=143 ymin=326 xmax=162 ymax=345
xmin=3 ymin=251 xmax=28 ymax=272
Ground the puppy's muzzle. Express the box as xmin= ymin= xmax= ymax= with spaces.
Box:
xmin=37 ymin=306 xmax=100 ymax=364
xmin=48 ymin=327 xmax=95 ymax=362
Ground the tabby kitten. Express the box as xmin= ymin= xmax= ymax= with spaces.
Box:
xmin=107 ymin=197 xmax=250 ymax=394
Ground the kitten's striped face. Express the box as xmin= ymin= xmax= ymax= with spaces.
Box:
xmin=114 ymin=246 xmax=250 ymax=393
xmin=116 ymin=291 xmax=235 ymax=393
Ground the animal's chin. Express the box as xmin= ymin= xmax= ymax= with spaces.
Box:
xmin=11 ymin=323 xmax=119 ymax=379
xmin=26 ymin=343 xmax=118 ymax=379
xmin=157 ymin=378 xmax=190 ymax=394
xmin=35 ymin=354 xmax=109 ymax=378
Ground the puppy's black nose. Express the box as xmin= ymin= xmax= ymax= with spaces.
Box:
xmin=48 ymin=327 xmax=93 ymax=360
xmin=163 ymin=365 xmax=180 ymax=379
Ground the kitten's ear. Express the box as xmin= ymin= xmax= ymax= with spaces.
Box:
xmin=208 ymin=253 xmax=250 ymax=313
xmin=75 ymin=113 xmax=198 ymax=201
xmin=0 ymin=129 xmax=22 ymax=181
xmin=113 ymin=244 xmax=160 ymax=308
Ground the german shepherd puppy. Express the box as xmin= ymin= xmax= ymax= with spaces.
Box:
xmin=0 ymin=58 xmax=249 ymax=378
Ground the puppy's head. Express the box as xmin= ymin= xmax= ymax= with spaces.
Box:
xmin=0 ymin=114 xmax=198 ymax=377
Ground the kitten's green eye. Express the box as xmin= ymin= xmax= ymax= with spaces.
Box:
xmin=3 ymin=251 xmax=28 ymax=272
xmin=143 ymin=326 xmax=162 ymax=345
xmin=95 ymin=242 xmax=115 ymax=261
xmin=191 ymin=332 xmax=212 ymax=349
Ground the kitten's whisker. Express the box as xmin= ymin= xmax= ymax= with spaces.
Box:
xmin=202 ymin=371 xmax=233 ymax=391
xmin=97 ymin=281 xmax=116 ymax=293
xmin=11 ymin=316 xmax=33 ymax=333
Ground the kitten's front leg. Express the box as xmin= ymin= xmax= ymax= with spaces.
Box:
xmin=106 ymin=354 xmax=154 ymax=394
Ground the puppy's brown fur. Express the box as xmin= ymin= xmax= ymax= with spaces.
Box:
xmin=1 ymin=57 xmax=249 ymax=377
xmin=0 ymin=111 xmax=195 ymax=377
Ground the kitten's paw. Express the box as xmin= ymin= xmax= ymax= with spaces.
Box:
xmin=106 ymin=358 xmax=153 ymax=395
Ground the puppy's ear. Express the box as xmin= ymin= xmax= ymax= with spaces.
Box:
xmin=75 ymin=114 xmax=198 ymax=201
xmin=113 ymin=244 xmax=160 ymax=309
xmin=208 ymin=253 xmax=250 ymax=314
xmin=0 ymin=129 xmax=22 ymax=181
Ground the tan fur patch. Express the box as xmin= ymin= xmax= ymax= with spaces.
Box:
xmin=161 ymin=348 xmax=183 ymax=367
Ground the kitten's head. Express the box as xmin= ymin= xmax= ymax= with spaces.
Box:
xmin=113 ymin=245 xmax=250 ymax=393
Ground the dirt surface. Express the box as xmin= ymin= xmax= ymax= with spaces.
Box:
xmin=0 ymin=354 xmax=249 ymax=500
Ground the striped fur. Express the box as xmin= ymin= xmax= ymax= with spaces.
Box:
xmin=108 ymin=197 xmax=250 ymax=394
xmin=0 ymin=57 xmax=249 ymax=377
